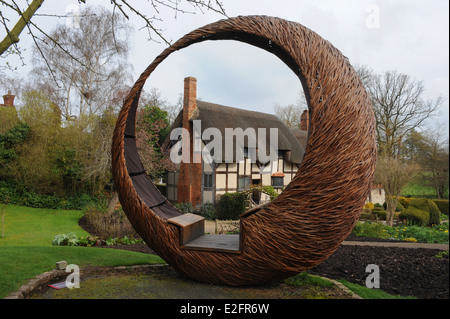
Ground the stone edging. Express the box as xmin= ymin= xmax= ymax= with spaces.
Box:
xmin=5 ymin=262 xmax=362 ymax=300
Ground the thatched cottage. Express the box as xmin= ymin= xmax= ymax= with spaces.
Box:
xmin=162 ymin=77 xmax=309 ymax=207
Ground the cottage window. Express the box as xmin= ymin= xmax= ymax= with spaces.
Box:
xmin=203 ymin=173 xmax=213 ymax=190
xmin=271 ymin=176 xmax=284 ymax=188
xmin=238 ymin=177 xmax=250 ymax=190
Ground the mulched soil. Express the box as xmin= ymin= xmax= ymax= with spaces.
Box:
xmin=79 ymin=218 xmax=449 ymax=299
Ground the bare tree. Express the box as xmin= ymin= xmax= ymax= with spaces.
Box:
xmin=375 ymin=155 xmax=419 ymax=226
xmin=273 ymin=91 xmax=308 ymax=129
xmin=407 ymin=127 xmax=449 ymax=199
xmin=366 ymin=69 xmax=443 ymax=158
xmin=0 ymin=0 xmax=226 ymax=58
xmin=358 ymin=66 xmax=444 ymax=221
xmin=30 ymin=6 xmax=132 ymax=122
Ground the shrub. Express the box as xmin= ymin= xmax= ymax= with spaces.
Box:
xmin=196 ymin=203 xmax=216 ymax=220
xmin=408 ymin=198 xmax=441 ymax=226
xmin=0 ymin=180 xmax=97 ymax=210
xmin=433 ymin=199 xmax=449 ymax=216
xmin=351 ymin=222 xmax=391 ymax=239
xmin=216 ymin=192 xmax=246 ymax=220
xmin=383 ymin=199 xmax=405 ymax=212
xmin=52 ymin=232 xmax=79 ymax=246
xmin=395 ymin=196 xmax=411 ymax=208
xmin=399 ymin=207 xmax=430 ymax=226
xmin=52 ymin=233 xmax=144 ymax=247
xmin=359 ymin=212 xmax=373 ymax=220
xmin=83 ymin=202 xmax=138 ymax=239
xmin=175 ymin=202 xmax=194 ymax=214
xmin=363 ymin=202 xmax=374 ymax=214
xmin=372 ymin=207 xmax=386 ymax=220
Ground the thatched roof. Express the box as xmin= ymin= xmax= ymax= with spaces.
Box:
xmin=290 ymin=128 xmax=309 ymax=150
xmin=162 ymin=100 xmax=306 ymax=164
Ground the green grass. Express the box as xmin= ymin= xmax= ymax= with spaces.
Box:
xmin=0 ymin=205 xmax=165 ymax=298
xmin=401 ymin=182 xmax=449 ymax=198
xmin=337 ymin=279 xmax=416 ymax=299
xmin=286 ymin=273 xmax=413 ymax=299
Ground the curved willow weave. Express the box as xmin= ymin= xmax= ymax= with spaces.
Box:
xmin=112 ymin=15 xmax=376 ymax=286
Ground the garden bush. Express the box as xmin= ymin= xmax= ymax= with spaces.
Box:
xmin=408 ymin=198 xmax=441 ymax=225
xmin=216 ymin=192 xmax=246 ymax=220
xmin=399 ymin=207 xmax=430 ymax=226
xmin=0 ymin=180 xmax=97 ymax=210
xmin=196 ymin=202 xmax=216 ymax=220
xmin=351 ymin=222 xmax=391 ymax=239
xmin=372 ymin=207 xmax=386 ymax=220
xmin=83 ymin=201 xmax=139 ymax=239
xmin=174 ymin=202 xmax=194 ymax=214
xmin=383 ymin=199 xmax=405 ymax=212
xmin=394 ymin=196 xmax=411 ymax=208
xmin=52 ymin=233 xmax=144 ymax=247
xmin=433 ymin=199 xmax=449 ymax=216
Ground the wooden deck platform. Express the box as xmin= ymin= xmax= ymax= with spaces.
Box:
xmin=183 ymin=234 xmax=241 ymax=254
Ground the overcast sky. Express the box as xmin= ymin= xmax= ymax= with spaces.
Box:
xmin=2 ymin=0 xmax=449 ymax=136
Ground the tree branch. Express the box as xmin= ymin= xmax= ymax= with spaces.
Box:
xmin=0 ymin=0 xmax=45 ymax=55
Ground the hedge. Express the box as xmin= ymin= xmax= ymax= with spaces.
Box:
xmin=408 ymin=198 xmax=441 ymax=225
xmin=0 ymin=180 xmax=97 ymax=210
xmin=383 ymin=199 xmax=405 ymax=212
xmin=399 ymin=207 xmax=430 ymax=226
xmin=216 ymin=192 xmax=246 ymax=220
xmin=433 ymin=199 xmax=449 ymax=216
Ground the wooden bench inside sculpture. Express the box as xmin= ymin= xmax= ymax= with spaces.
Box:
xmin=112 ymin=15 xmax=377 ymax=286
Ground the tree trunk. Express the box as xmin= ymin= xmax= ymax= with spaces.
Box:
xmin=385 ymin=195 xmax=396 ymax=227
xmin=106 ymin=191 xmax=119 ymax=217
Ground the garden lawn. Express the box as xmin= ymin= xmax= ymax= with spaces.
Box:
xmin=0 ymin=205 xmax=165 ymax=298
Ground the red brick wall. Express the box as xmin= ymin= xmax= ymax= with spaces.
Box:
xmin=177 ymin=77 xmax=202 ymax=207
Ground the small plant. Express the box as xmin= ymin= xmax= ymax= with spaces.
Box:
xmin=364 ymin=202 xmax=375 ymax=212
xmin=435 ymin=250 xmax=449 ymax=259
xmin=352 ymin=221 xmax=449 ymax=244
xmin=52 ymin=233 xmax=144 ymax=247
xmin=175 ymin=202 xmax=194 ymax=214
xmin=52 ymin=232 xmax=79 ymax=246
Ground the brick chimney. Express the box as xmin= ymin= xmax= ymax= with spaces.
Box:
xmin=2 ymin=91 xmax=15 ymax=107
xmin=183 ymin=77 xmax=197 ymax=124
xmin=300 ymin=110 xmax=309 ymax=131
xmin=177 ymin=77 xmax=202 ymax=207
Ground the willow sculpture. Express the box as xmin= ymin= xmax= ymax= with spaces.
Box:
xmin=111 ymin=15 xmax=376 ymax=286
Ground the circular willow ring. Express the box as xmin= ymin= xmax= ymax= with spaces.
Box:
xmin=112 ymin=15 xmax=376 ymax=286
